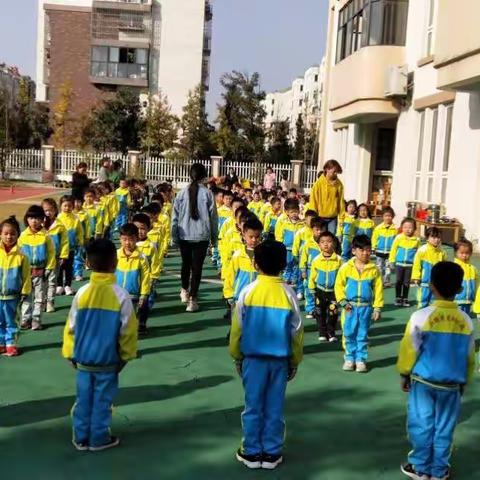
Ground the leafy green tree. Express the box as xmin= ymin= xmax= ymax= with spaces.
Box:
xmin=266 ymin=121 xmax=291 ymax=164
xmin=305 ymin=119 xmax=319 ymax=165
xmin=214 ymin=71 xmax=266 ymax=161
xmin=294 ymin=114 xmax=306 ymax=160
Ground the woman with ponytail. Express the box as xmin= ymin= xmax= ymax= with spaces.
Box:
xmin=172 ymin=163 xmax=218 ymax=312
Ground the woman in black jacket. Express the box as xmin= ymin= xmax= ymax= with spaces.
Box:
xmin=71 ymin=162 xmax=91 ymax=201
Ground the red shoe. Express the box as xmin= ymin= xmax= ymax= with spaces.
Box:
xmin=0 ymin=345 xmax=6 ymax=354
xmin=3 ymin=346 xmax=19 ymax=357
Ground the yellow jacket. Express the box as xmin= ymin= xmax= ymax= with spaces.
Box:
xmin=221 ymin=230 xmax=244 ymax=280
xmin=372 ymin=222 xmax=397 ymax=255
xmin=308 ymin=252 xmax=342 ymax=292
xmin=223 ymin=246 xmax=257 ymax=301
xmin=137 ymin=240 xmax=161 ymax=281
xmin=58 ymin=212 xmax=84 ymax=250
xmin=46 ymin=220 xmax=69 ymax=260
xmin=0 ymin=243 xmax=31 ymax=299
xmin=275 ymin=218 xmax=305 ymax=250
xmin=292 ymin=226 xmax=313 ymax=260
xmin=115 ymin=248 xmax=151 ymax=299
xmin=310 ymin=174 xmax=344 ymax=218
xmin=412 ymin=243 xmax=447 ymax=285
xmin=355 ymin=218 xmax=375 ymax=238
xmin=84 ymin=203 xmax=104 ymax=237
xmin=334 ymin=259 xmax=383 ymax=309
xmin=18 ymin=228 xmax=56 ymax=270
xmin=388 ymin=233 xmax=420 ymax=266
xmin=454 ymin=258 xmax=478 ymax=306
xmin=336 ymin=213 xmax=357 ymax=239
xmin=247 ymin=200 xmax=264 ymax=217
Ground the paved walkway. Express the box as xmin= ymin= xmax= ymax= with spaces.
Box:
xmin=0 ymin=252 xmax=478 ymax=479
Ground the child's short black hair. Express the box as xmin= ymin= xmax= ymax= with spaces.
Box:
xmin=24 ymin=204 xmax=45 ymax=226
xmin=151 ymin=194 xmax=164 ymax=208
xmin=425 ymin=226 xmax=441 ymax=239
xmin=357 ymin=203 xmax=372 ymax=218
xmin=0 ymin=215 xmax=20 ymax=236
xmin=86 ymin=238 xmax=117 ymax=273
xmin=254 ymin=241 xmax=287 ymax=276
xmin=454 ymin=238 xmax=473 ymax=253
xmin=239 ymin=211 xmax=257 ymax=225
xmin=120 ymin=223 xmax=139 ymax=238
xmin=284 ymin=198 xmax=300 ymax=211
xmin=352 ymin=234 xmax=372 ymax=250
xmin=401 ymin=217 xmax=416 ymax=229
xmin=235 ymin=205 xmax=250 ymax=219
xmin=223 ymin=190 xmax=234 ymax=198
xmin=132 ymin=213 xmax=151 ymax=230
xmin=319 ymin=230 xmax=336 ymax=242
xmin=383 ymin=206 xmax=395 ymax=217
xmin=59 ymin=195 xmax=74 ymax=206
xmin=311 ymin=217 xmax=326 ymax=230
xmin=289 ymin=188 xmax=297 ymax=194
xmin=42 ymin=198 xmax=59 ymax=216
xmin=143 ymin=202 xmax=162 ymax=216
xmin=304 ymin=209 xmax=317 ymax=219
xmin=270 ymin=196 xmax=281 ymax=205
xmin=243 ymin=217 xmax=263 ymax=233
xmin=431 ymin=261 xmax=464 ymax=299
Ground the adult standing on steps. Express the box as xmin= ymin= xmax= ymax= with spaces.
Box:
xmin=309 ymin=159 xmax=345 ymax=234
xmin=172 ymin=163 xmax=218 ymax=312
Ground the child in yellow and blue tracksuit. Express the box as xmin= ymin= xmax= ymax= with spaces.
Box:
xmin=389 ymin=217 xmax=420 ymax=307
xmin=83 ymin=188 xmax=104 ymax=240
xmin=42 ymin=198 xmax=69 ymax=312
xmin=275 ymin=199 xmax=304 ymax=293
xmin=116 ymin=223 xmax=151 ymax=325
xmin=412 ymin=227 xmax=447 ymax=309
xmin=62 ymin=238 xmax=138 ymax=451
xmin=336 ymin=200 xmax=357 ymax=261
xmin=308 ymin=230 xmax=342 ymax=341
xmin=263 ymin=197 xmax=282 ymax=240
xmin=247 ymin=191 xmax=263 ymax=217
xmin=300 ymin=218 xmax=325 ymax=316
xmin=0 ymin=216 xmax=31 ymax=356
xmin=218 ymin=198 xmax=244 ymax=271
xmin=372 ymin=206 xmax=397 ymax=286
xmin=18 ymin=205 xmax=56 ymax=331
xmin=73 ymin=198 xmax=89 ymax=281
xmin=229 ymin=240 xmax=303 ymax=470
xmin=397 ymin=261 xmax=475 ymax=480
xmin=355 ymin=203 xmax=375 ymax=239
xmin=213 ymin=190 xmax=233 ymax=268
xmin=334 ymin=234 xmax=383 ymax=372
xmin=58 ymin=195 xmax=84 ymax=294
xmin=453 ymin=238 xmax=478 ymax=315
xmin=152 ymin=195 xmax=172 ymax=260
xmin=132 ymin=213 xmax=160 ymax=334
xmin=114 ymin=178 xmax=132 ymax=231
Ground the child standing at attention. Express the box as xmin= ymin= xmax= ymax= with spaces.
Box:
xmin=0 ymin=216 xmax=31 ymax=356
xmin=397 ymin=261 xmax=474 ymax=480
xmin=275 ymin=199 xmax=304 ymax=292
xmin=229 ymin=241 xmax=303 ymax=470
xmin=62 ymin=238 xmax=138 ymax=451
xmin=335 ymin=234 xmax=383 ymax=373
xmin=83 ymin=188 xmax=103 ymax=240
xmin=308 ymin=230 xmax=342 ymax=342
xmin=213 ymin=189 xmax=232 ymax=268
xmin=18 ymin=205 xmax=55 ymax=330
xmin=453 ymin=238 xmax=478 ymax=314
xmin=42 ymin=198 xmax=69 ymax=313
xmin=73 ymin=198 xmax=88 ymax=282
xmin=336 ymin=200 xmax=357 ymax=261
xmin=372 ymin=206 xmax=397 ymax=287
xmin=115 ymin=178 xmax=131 ymax=231
xmin=355 ymin=203 xmax=375 ymax=239
xmin=263 ymin=197 xmax=282 ymax=240
xmin=57 ymin=195 xmax=84 ymax=295
xmin=412 ymin=227 xmax=447 ymax=309
xmin=389 ymin=217 xmax=420 ymax=307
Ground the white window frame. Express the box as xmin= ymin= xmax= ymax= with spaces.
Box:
xmin=424 ymin=0 xmax=436 ymax=57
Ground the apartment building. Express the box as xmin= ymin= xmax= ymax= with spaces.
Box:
xmin=36 ymin=0 xmax=212 ymax=123
xmin=319 ymin=0 xmax=480 ymax=245
xmin=264 ymin=62 xmax=324 ymax=143
xmin=0 ymin=64 xmax=35 ymax=106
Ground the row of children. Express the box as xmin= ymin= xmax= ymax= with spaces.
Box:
xmin=0 ymin=182 xmax=175 ymax=355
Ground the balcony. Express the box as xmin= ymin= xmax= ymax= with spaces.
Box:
xmin=92 ymin=0 xmax=152 ymax=13
xmin=330 ymin=45 xmax=405 ymax=123
xmin=434 ymin=0 xmax=480 ymax=91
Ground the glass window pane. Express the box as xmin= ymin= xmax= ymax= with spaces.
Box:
xmin=92 ymin=46 xmax=108 ymax=62
xmin=443 ymin=105 xmax=453 ymax=172
xmin=108 ymin=63 xmax=118 ymax=78
xmin=427 ymin=177 xmax=433 ymax=202
xmin=441 ymin=177 xmax=448 ymax=203
xmin=416 ymin=111 xmax=425 ymax=172
xmin=428 ymin=0 xmax=435 ymax=26
xmin=91 ymin=61 xmax=107 ymax=77
xmin=369 ymin=0 xmax=383 ymax=46
xmin=119 ymin=48 xmax=128 ymax=63
xmin=429 ymin=109 xmax=438 ymax=172
xmin=118 ymin=63 xmax=128 ymax=78
xmin=109 ymin=47 xmax=119 ymax=63
xmin=415 ymin=176 xmax=420 ymax=200
xmin=127 ymin=49 xmax=135 ymax=64
xmin=345 ymin=19 xmax=353 ymax=56
xmin=135 ymin=49 xmax=147 ymax=65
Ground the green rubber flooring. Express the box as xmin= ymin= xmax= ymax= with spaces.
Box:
xmin=1 ymin=251 xmax=478 ymax=480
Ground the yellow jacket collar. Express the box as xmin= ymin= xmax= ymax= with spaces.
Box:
xmin=432 ymin=300 xmax=459 ymax=309
xmin=0 ymin=243 xmax=20 ymax=254
xmin=319 ymin=251 xmax=339 ymax=261
xmin=257 ymin=274 xmax=283 ymax=283
xmin=90 ymin=272 xmax=116 ymax=285
xmin=118 ymin=248 xmax=140 ymax=259
xmin=24 ymin=227 xmax=47 ymax=236
xmin=346 ymin=258 xmax=376 ymax=271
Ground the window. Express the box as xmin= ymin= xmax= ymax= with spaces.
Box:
xmin=428 ymin=108 xmax=438 ymax=172
xmin=336 ymin=0 xmax=408 ymax=63
xmin=425 ymin=0 xmax=435 ymax=56
xmin=271 ymin=99 xmax=275 ymax=105
xmin=271 ymin=110 xmax=274 ymax=116
xmin=91 ymin=46 xmax=148 ymax=80
xmin=299 ymin=99 xmax=303 ymax=106
xmin=300 ymin=85 xmax=304 ymax=92
xmin=442 ymin=105 xmax=453 ymax=172
xmin=314 ymin=74 xmax=319 ymax=82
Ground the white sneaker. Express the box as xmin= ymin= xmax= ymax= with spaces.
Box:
xmin=74 ymin=275 xmax=83 ymax=282
xmin=356 ymin=361 xmax=368 ymax=373
xmin=296 ymin=293 xmax=303 ymax=300
xmin=46 ymin=302 xmax=55 ymax=313
xmin=305 ymin=313 xmax=314 ymax=319
xmin=186 ymin=299 xmax=199 ymax=312
xmin=329 ymin=336 xmax=338 ymax=343
xmin=318 ymin=336 xmax=328 ymax=342
xmin=64 ymin=286 xmax=75 ymax=296
xmin=56 ymin=286 xmax=64 ymax=295
xmin=180 ymin=289 xmax=189 ymax=304
xmin=342 ymin=360 xmax=355 ymax=371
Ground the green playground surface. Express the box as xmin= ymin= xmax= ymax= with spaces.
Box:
xmin=0 ymin=251 xmax=479 ymax=480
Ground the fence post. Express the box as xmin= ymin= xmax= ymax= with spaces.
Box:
xmin=42 ymin=145 xmax=55 ymax=183
xmin=211 ymin=155 xmax=223 ymax=178
xmin=128 ymin=150 xmax=141 ymax=178
xmin=290 ymin=159 xmax=304 ymax=190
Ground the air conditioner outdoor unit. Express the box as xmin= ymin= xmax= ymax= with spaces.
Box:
xmin=385 ymin=65 xmax=408 ymax=97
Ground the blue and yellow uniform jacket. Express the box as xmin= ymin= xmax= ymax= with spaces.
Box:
xmin=229 ymin=275 xmax=304 ymax=367
xmin=46 ymin=220 xmax=69 ymax=260
xmin=372 ymin=222 xmax=397 ymax=256
xmin=217 ymin=205 xmax=233 ymax=232
xmin=57 ymin=212 xmax=84 ymax=251
xmin=334 ymin=259 xmax=384 ymax=309
xmin=454 ymin=258 xmax=478 ymax=307
xmin=97 ymin=197 xmax=109 ymax=229
xmin=336 ymin=213 xmax=356 ymax=239
xmin=412 ymin=243 xmax=447 ymax=285
xmin=221 ymin=230 xmax=244 ymax=281
xmin=263 ymin=211 xmax=282 ymax=235
xmin=62 ymin=272 xmax=138 ymax=368
xmin=137 ymin=240 xmax=161 ymax=281
xmin=259 ymin=203 xmax=272 ymax=224
xmin=115 ymin=248 xmax=151 ymax=300
xmin=247 ymin=200 xmax=264 ymax=217
xmin=308 ymin=252 xmax=342 ymax=292
xmin=0 ymin=243 xmax=31 ymax=300
xmin=275 ymin=218 xmax=305 ymax=251
xmin=292 ymin=226 xmax=313 ymax=260
xmin=18 ymin=228 xmax=56 ymax=270
xmin=84 ymin=203 xmax=104 ymax=238
xmin=299 ymin=238 xmax=321 ymax=276
xmin=147 ymin=223 xmax=165 ymax=271
xmin=223 ymin=246 xmax=257 ymax=301
xmin=388 ymin=234 xmax=420 ymax=266
xmin=107 ymin=193 xmax=120 ymax=223
xmin=355 ymin=218 xmax=375 ymax=238
xmin=397 ymin=300 xmax=475 ymax=385
xmin=75 ymin=209 xmax=89 ymax=242
xmin=115 ymin=186 xmax=131 ymax=214
xmin=156 ymin=212 xmax=171 ymax=256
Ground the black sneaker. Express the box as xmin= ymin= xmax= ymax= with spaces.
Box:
xmin=403 ymin=299 xmax=411 ymax=307
xmin=236 ymin=449 xmax=262 ymax=469
xmin=262 ymin=453 xmax=283 ymax=470
xmin=394 ymin=298 xmax=403 ymax=307
xmin=400 ymin=463 xmax=430 ymax=479
xmin=89 ymin=436 xmax=120 ymax=452
xmin=138 ymin=324 xmax=148 ymax=336
xmin=72 ymin=439 xmax=89 ymax=451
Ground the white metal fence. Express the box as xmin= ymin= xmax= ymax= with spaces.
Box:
xmin=303 ymin=165 xmax=320 ymax=190
xmin=143 ymin=157 xmax=212 ymax=185
xmin=219 ymin=161 xmax=292 ymax=186
xmin=1 ymin=149 xmax=44 ymax=182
